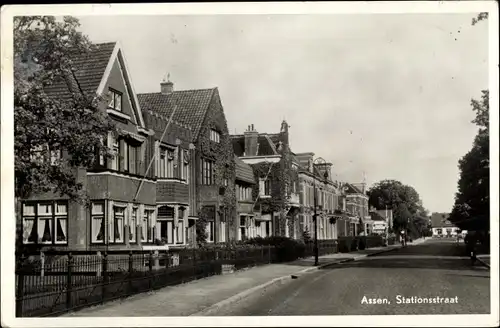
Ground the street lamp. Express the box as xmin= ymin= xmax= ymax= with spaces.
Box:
xmin=313 ymin=157 xmax=329 ymax=266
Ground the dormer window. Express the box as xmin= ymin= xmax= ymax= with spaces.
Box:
xmin=210 ymin=129 xmax=220 ymax=143
xmin=108 ymin=88 xmax=122 ymax=112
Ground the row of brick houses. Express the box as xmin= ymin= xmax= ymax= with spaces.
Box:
xmin=19 ymin=41 xmax=389 ymax=251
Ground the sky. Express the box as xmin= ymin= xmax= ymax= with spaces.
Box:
xmin=75 ymin=13 xmax=489 ymax=214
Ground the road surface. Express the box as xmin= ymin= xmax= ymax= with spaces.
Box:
xmin=211 ymin=239 xmax=490 ymax=316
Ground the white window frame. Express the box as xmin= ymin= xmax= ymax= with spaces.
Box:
xmin=109 ymin=205 xmax=125 ymax=244
xmin=38 ymin=203 xmax=53 ymax=244
xmin=130 ymin=207 xmax=137 ymax=243
xmin=91 ymin=202 xmax=105 ymax=244
xmin=22 ymin=204 xmax=36 ymax=244
xmin=110 ymin=135 xmax=119 ymax=170
xmin=210 ymin=129 xmax=220 ymax=143
xmin=54 ymin=202 xmax=68 ymax=244
xmin=206 ymin=221 xmax=215 ymax=243
xmin=108 ymin=88 xmax=122 ymax=111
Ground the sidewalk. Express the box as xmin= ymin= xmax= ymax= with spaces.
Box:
xmin=63 ymin=245 xmax=402 ymax=317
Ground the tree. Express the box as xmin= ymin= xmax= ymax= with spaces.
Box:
xmin=449 ymin=91 xmax=489 ymax=227
xmin=367 ymin=179 xmax=424 ymax=232
xmin=14 ymin=16 xmax=114 ymax=201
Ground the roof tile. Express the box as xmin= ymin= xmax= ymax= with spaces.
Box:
xmin=138 ymin=88 xmax=215 ymax=140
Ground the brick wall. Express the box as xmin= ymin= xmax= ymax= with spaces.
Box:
xmin=157 ymin=181 xmax=189 ymax=203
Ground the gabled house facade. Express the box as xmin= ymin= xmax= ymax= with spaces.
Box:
xmin=234 ymin=156 xmax=258 ymax=240
xmin=295 ymin=153 xmax=341 ymax=240
xmin=21 ymin=42 xmax=158 ymax=251
xmin=142 ymin=108 xmax=195 ymax=248
xmin=339 ymin=182 xmax=369 ymax=236
xmin=430 ymin=212 xmax=460 ymax=237
xmin=138 ymin=80 xmax=236 ymax=244
xmin=231 ymin=121 xmax=300 ymax=238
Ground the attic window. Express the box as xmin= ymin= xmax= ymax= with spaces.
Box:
xmin=108 ymin=88 xmax=122 ymax=112
xmin=210 ymin=129 xmax=220 ymax=143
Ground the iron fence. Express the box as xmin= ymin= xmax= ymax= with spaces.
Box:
xmin=15 ymin=246 xmax=277 ymax=317
xmin=15 ymin=240 xmax=342 ymax=317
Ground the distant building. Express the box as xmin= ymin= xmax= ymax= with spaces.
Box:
xmin=430 ymin=212 xmax=460 ymax=237
xmin=369 ymin=208 xmax=393 ymax=235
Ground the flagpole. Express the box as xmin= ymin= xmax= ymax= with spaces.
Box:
xmin=133 ymin=104 xmax=178 ymax=203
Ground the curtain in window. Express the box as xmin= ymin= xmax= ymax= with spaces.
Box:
xmin=39 ymin=219 xmax=52 ymax=242
xmin=56 ymin=218 xmax=67 ymax=242
xmin=94 ymin=217 xmax=104 ymax=241
xmin=23 ymin=218 xmax=35 ymax=243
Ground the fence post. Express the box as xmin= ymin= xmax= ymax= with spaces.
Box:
xmin=40 ymin=251 xmax=45 ymax=277
xmin=128 ymin=251 xmax=133 ymax=294
xmin=15 ymin=255 xmax=25 ymax=317
xmin=148 ymin=251 xmax=153 ymax=291
xmin=102 ymin=252 xmax=108 ymax=303
xmin=66 ymin=253 xmax=73 ymax=310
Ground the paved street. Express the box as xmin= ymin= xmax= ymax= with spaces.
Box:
xmin=210 ymin=239 xmax=490 ymax=316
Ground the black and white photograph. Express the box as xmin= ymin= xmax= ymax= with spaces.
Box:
xmin=1 ymin=2 xmax=498 ymax=327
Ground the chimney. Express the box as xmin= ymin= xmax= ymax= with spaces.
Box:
xmin=280 ymin=120 xmax=289 ymax=147
xmin=161 ymin=74 xmax=174 ymax=95
xmin=244 ymin=124 xmax=258 ymax=157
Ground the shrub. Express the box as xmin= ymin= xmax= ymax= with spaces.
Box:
xmin=245 ymin=236 xmax=306 ymax=262
xmin=350 ymin=237 xmax=359 ymax=251
xmin=358 ymin=236 xmax=366 ymax=250
xmin=337 ymin=236 xmax=354 ymax=253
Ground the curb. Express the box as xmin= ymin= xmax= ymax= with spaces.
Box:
xmin=190 ymin=274 xmax=291 ymax=316
xmin=476 ymin=257 xmax=491 ymax=269
xmin=191 ymin=246 xmax=401 ymax=316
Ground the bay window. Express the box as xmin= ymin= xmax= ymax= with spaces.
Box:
xmin=158 ymin=146 xmax=175 ymax=178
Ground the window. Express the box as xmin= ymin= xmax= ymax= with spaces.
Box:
xmin=201 ymin=158 xmax=214 ymax=185
xmin=210 ymin=129 xmax=220 ymax=143
xmin=240 ymin=216 xmax=247 ymax=241
xmin=55 ymin=202 xmax=67 ymax=243
xmin=38 ymin=203 xmax=53 ymax=244
xmin=30 ymin=144 xmax=47 ymax=164
xmin=50 ymin=149 xmax=61 ymax=166
xmin=177 ymin=208 xmax=185 ymax=244
xmin=91 ymin=202 xmax=105 ymax=243
xmin=119 ymin=140 xmax=140 ymax=174
xmin=144 ymin=210 xmax=154 ymax=242
xmin=207 ymin=221 xmax=215 ymax=242
xmin=22 ymin=201 xmax=68 ymax=245
xmin=264 ymin=179 xmax=271 ymax=195
xmin=107 ymin=88 xmax=122 ymax=111
xmin=158 ymin=147 xmax=175 ymax=178
xmin=182 ymin=149 xmax=190 ymax=183
xmin=22 ymin=204 xmax=36 ymax=244
xmin=141 ymin=211 xmax=148 ymax=242
xmin=129 ymin=207 xmax=137 ymax=243
xmin=110 ymin=135 xmax=119 ymax=170
xmin=109 ymin=206 xmax=125 ymax=243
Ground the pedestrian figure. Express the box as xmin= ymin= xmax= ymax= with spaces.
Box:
xmin=465 ymin=232 xmax=477 ymax=265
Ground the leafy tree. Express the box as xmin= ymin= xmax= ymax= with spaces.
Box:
xmin=450 ymin=91 xmax=489 ymax=227
xmin=367 ymin=179 xmax=424 ymax=232
xmin=14 ymin=16 xmax=114 ymax=201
